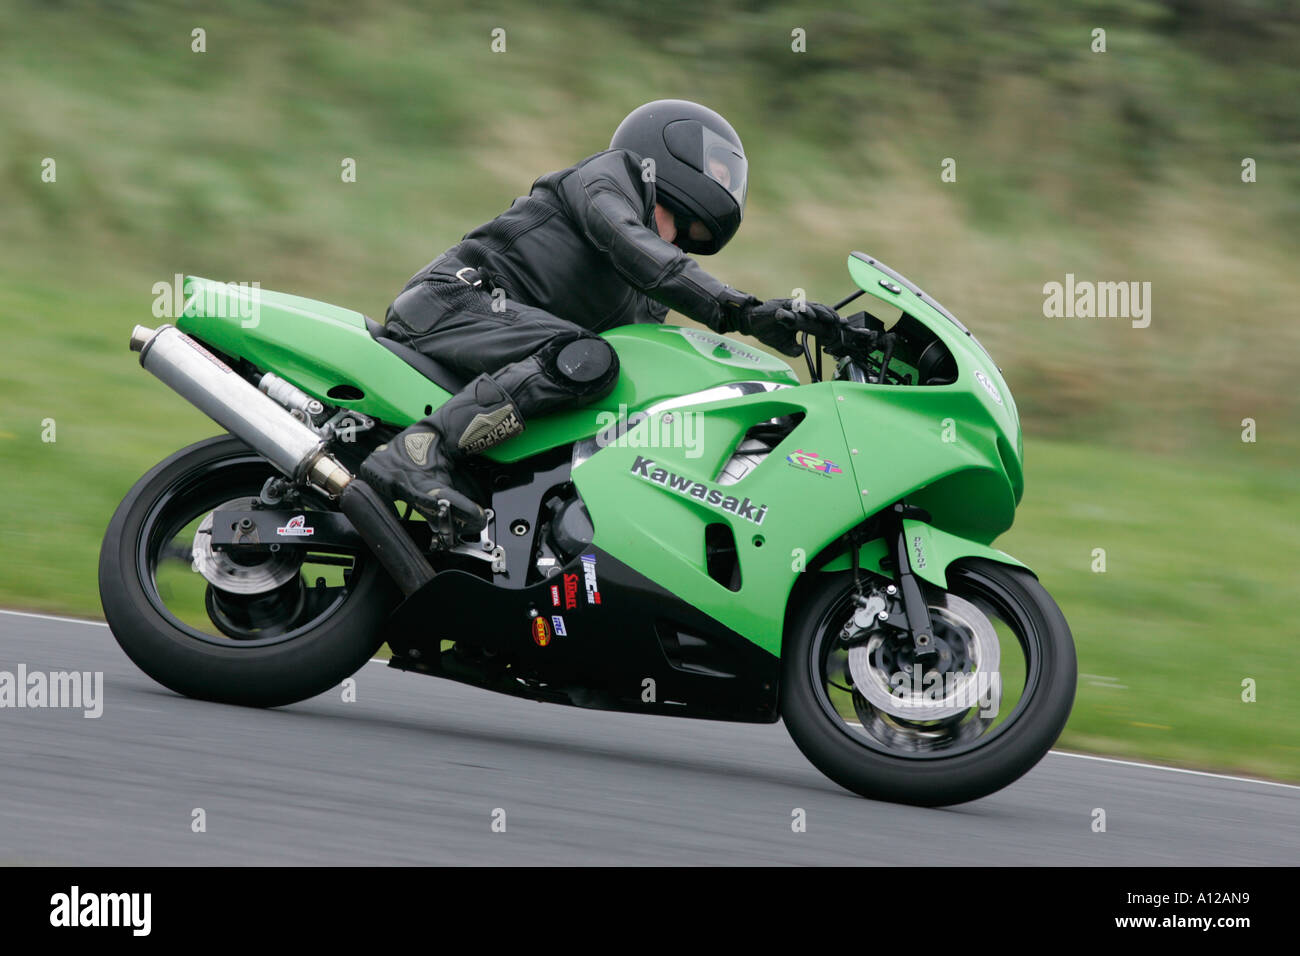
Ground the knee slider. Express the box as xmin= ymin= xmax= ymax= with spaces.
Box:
xmin=542 ymin=333 xmax=619 ymax=397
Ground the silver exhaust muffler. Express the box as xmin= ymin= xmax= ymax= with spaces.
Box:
xmin=129 ymin=325 xmax=434 ymax=595
xmin=130 ymin=324 xmax=351 ymax=496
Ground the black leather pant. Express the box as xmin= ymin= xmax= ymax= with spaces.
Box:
xmin=383 ymin=256 xmax=620 ymax=430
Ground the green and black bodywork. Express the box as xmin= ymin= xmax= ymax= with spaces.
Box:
xmin=173 ymin=253 xmax=1026 ymax=719
xmin=103 ymin=251 xmax=1075 ymax=806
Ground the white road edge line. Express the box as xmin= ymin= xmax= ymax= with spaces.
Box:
xmin=6 ymin=608 xmax=1298 ymax=793
xmin=0 ymin=608 xmax=108 ymax=628
xmin=1047 ymin=750 xmax=1300 ymax=791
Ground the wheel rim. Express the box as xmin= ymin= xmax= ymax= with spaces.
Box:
xmin=134 ymin=448 xmax=368 ymax=648
xmin=808 ymin=570 xmax=1044 ymax=760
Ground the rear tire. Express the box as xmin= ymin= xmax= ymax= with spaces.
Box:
xmin=781 ymin=559 xmax=1076 ymax=806
xmin=99 ymin=435 xmax=399 ymax=707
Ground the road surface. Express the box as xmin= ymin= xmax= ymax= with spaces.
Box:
xmin=1 ymin=609 xmax=1294 ymax=865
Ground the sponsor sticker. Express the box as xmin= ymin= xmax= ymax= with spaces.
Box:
xmin=180 ymin=333 xmax=232 ymax=373
xmin=580 ymin=554 xmax=602 ymax=605
xmin=550 ymin=584 xmax=561 ymax=607
xmin=563 ymin=573 xmax=579 ymax=610
xmin=973 ymin=369 xmax=1003 ymax=406
xmin=531 ymin=616 xmax=552 ymax=646
xmin=275 ymin=515 xmax=314 ymax=537
xmin=629 ymin=456 xmax=769 ymax=525
xmin=785 ymin=449 xmax=843 ymax=477
xmin=551 ymin=615 xmax=567 ymax=637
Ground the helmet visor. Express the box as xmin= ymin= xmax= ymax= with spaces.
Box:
xmin=669 ymin=213 xmax=714 ymax=252
xmin=701 ymin=126 xmax=747 ymax=209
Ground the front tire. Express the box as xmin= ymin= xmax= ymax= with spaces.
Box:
xmin=99 ymin=435 xmax=399 ymax=707
xmin=781 ymin=559 xmax=1076 ymax=806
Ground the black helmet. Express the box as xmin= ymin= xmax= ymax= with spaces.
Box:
xmin=610 ymin=99 xmax=748 ymax=255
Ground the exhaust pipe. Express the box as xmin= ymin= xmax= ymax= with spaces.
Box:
xmin=130 ymin=324 xmax=346 ymax=493
xmin=130 ymin=325 xmax=434 ymax=595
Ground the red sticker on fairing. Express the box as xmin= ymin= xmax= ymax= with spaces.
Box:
xmin=581 ymin=554 xmax=601 ymax=605
xmin=532 ymin=617 xmax=552 ymax=646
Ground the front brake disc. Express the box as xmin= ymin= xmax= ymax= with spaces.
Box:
xmin=847 ymin=593 xmax=1001 ymax=721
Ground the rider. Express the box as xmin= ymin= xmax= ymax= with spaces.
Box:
xmin=361 ymin=99 xmax=839 ymax=534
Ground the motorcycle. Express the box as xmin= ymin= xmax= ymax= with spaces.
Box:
xmin=100 ymin=251 xmax=1076 ymax=806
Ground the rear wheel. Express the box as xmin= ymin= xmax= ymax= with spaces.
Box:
xmin=781 ymin=560 xmax=1076 ymax=806
xmin=99 ymin=435 xmax=399 ymax=707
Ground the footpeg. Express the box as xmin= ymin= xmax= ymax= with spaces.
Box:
xmin=432 ymin=499 xmax=456 ymax=547
xmin=436 ymin=507 xmax=507 ymax=573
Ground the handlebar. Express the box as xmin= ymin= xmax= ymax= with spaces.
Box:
xmin=777 ymin=306 xmax=883 ymax=355
xmin=776 ymin=306 xmax=896 ymax=384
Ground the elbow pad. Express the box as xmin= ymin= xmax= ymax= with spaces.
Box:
xmin=562 ymin=151 xmax=756 ymax=329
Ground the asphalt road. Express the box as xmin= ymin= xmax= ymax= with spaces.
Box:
xmin=1 ymin=609 xmax=1295 ymax=865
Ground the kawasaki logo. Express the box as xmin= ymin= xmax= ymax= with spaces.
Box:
xmin=677 ymin=328 xmax=763 ymax=365
xmin=629 ymin=456 xmax=769 ymax=525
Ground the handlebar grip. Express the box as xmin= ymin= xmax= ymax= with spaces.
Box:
xmin=778 ymin=306 xmax=838 ymax=333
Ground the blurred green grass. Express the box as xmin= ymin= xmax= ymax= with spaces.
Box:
xmin=999 ymin=441 xmax=1300 ymax=781
xmin=1 ymin=0 xmax=1297 ymax=780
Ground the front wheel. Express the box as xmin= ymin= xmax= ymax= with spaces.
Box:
xmin=99 ymin=435 xmax=400 ymax=707
xmin=781 ymin=559 xmax=1076 ymax=806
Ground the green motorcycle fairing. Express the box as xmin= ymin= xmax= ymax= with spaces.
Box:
xmin=174 ymin=276 xmax=798 ymax=463
xmin=175 ymin=257 xmax=1032 ymax=657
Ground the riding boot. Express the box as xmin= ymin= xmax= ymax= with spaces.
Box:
xmin=360 ymin=373 xmax=524 ymax=535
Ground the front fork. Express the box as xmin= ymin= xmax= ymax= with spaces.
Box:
xmin=848 ymin=503 xmax=938 ymax=660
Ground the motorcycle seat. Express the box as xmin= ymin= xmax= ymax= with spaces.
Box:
xmin=364 ymin=316 xmax=470 ymax=395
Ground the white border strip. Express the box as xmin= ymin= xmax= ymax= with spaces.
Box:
xmin=5 ymin=608 xmax=1298 ymax=792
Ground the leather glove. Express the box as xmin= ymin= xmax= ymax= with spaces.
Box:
xmin=737 ymin=298 xmax=839 ymax=356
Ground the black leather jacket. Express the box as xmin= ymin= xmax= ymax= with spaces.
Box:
xmin=428 ymin=149 xmax=755 ymax=333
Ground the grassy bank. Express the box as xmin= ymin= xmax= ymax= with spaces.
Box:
xmin=1 ymin=0 xmax=1297 ymax=780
